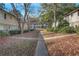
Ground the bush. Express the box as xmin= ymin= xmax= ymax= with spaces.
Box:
xmin=0 ymin=31 xmax=9 ymax=37
xmin=47 ymin=26 xmax=76 ymax=33
xmin=58 ymin=26 xmax=76 ymax=33
xmin=57 ymin=19 xmax=74 ymax=33
xmin=75 ymin=26 xmax=79 ymax=34
xmin=23 ymin=29 xmax=35 ymax=33
xmin=47 ymin=28 xmax=54 ymax=32
xmin=9 ymin=29 xmax=35 ymax=35
xmin=23 ymin=30 xmax=29 ymax=33
xmin=47 ymin=20 xmax=70 ymax=33
xmin=30 ymin=29 xmax=35 ymax=31
xmin=9 ymin=30 xmax=21 ymax=35
xmin=58 ymin=20 xmax=69 ymax=28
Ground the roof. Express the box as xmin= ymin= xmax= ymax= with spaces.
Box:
xmin=0 ymin=8 xmax=17 ymax=18
xmin=64 ymin=8 xmax=79 ymax=17
xmin=0 ymin=8 xmax=25 ymax=23
xmin=0 ymin=8 xmax=39 ymax=24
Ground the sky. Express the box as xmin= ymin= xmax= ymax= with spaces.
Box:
xmin=4 ymin=3 xmax=41 ymax=17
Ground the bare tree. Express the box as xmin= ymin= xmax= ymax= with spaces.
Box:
xmin=23 ymin=3 xmax=31 ymax=32
xmin=11 ymin=3 xmax=22 ymax=33
xmin=11 ymin=3 xmax=31 ymax=33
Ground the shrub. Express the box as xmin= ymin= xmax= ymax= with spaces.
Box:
xmin=75 ymin=26 xmax=79 ymax=34
xmin=9 ymin=30 xmax=21 ymax=35
xmin=23 ymin=30 xmax=29 ymax=33
xmin=0 ymin=31 xmax=9 ymax=37
xmin=23 ymin=29 xmax=34 ymax=33
xmin=47 ymin=20 xmax=70 ymax=33
xmin=58 ymin=26 xmax=76 ymax=33
xmin=9 ymin=29 xmax=35 ymax=35
xmin=30 ymin=29 xmax=35 ymax=31
xmin=47 ymin=28 xmax=54 ymax=32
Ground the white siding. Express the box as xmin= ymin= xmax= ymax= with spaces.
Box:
xmin=64 ymin=11 xmax=79 ymax=27
xmin=0 ymin=10 xmax=19 ymax=31
xmin=0 ymin=25 xmax=4 ymax=30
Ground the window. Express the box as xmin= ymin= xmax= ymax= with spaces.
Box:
xmin=4 ymin=13 xmax=6 ymax=19
xmin=78 ymin=11 xmax=79 ymax=16
xmin=10 ymin=16 xmax=12 ymax=19
xmin=71 ymin=13 xmax=73 ymax=17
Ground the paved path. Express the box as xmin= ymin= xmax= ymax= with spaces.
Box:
xmin=34 ymin=33 xmax=48 ymax=56
xmin=9 ymin=37 xmax=38 ymax=40
xmin=44 ymin=34 xmax=76 ymax=40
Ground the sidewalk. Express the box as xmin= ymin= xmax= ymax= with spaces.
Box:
xmin=34 ymin=33 xmax=48 ymax=56
xmin=44 ymin=34 xmax=76 ymax=40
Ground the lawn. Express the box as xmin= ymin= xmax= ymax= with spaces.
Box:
xmin=45 ymin=34 xmax=79 ymax=56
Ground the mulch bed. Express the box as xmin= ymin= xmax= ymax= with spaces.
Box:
xmin=0 ymin=31 xmax=39 ymax=56
xmin=45 ymin=35 xmax=79 ymax=56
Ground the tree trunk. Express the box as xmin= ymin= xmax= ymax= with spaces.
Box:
xmin=21 ymin=23 xmax=24 ymax=34
xmin=11 ymin=3 xmax=23 ymax=34
xmin=52 ymin=4 xmax=57 ymax=30
xmin=18 ymin=20 xmax=23 ymax=34
xmin=54 ymin=10 xmax=57 ymax=28
xmin=23 ymin=3 xmax=31 ymax=32
xmin=27 ymin=13 xmax=30 ymax=32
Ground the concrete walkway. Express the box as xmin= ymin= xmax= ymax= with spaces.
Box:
xmin=44 ymin=34 xmax=76 ymax=40
xmin=9 ymin=37 xmax=38 ymax=40
xmin=34 ymin=33 xmax=48 ymax=56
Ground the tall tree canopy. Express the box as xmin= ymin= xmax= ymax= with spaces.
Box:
xmin=40 ymin=3 xmax=77 ymax=28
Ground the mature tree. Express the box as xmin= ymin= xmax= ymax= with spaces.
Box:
xmin=11 ymin=3 xmax=23 ymax=33
xmin=40 ymin=3 xmax=60 ymax=29
xmin=23 ymin=3 xmax=31 ymax=32
xmin=40 ymin=9 xmax=53 ymax=28
xmin=11 ymin=3 xmax=31 ymax=33
xmin=40 ymin=3 xmax=76 ymax=29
